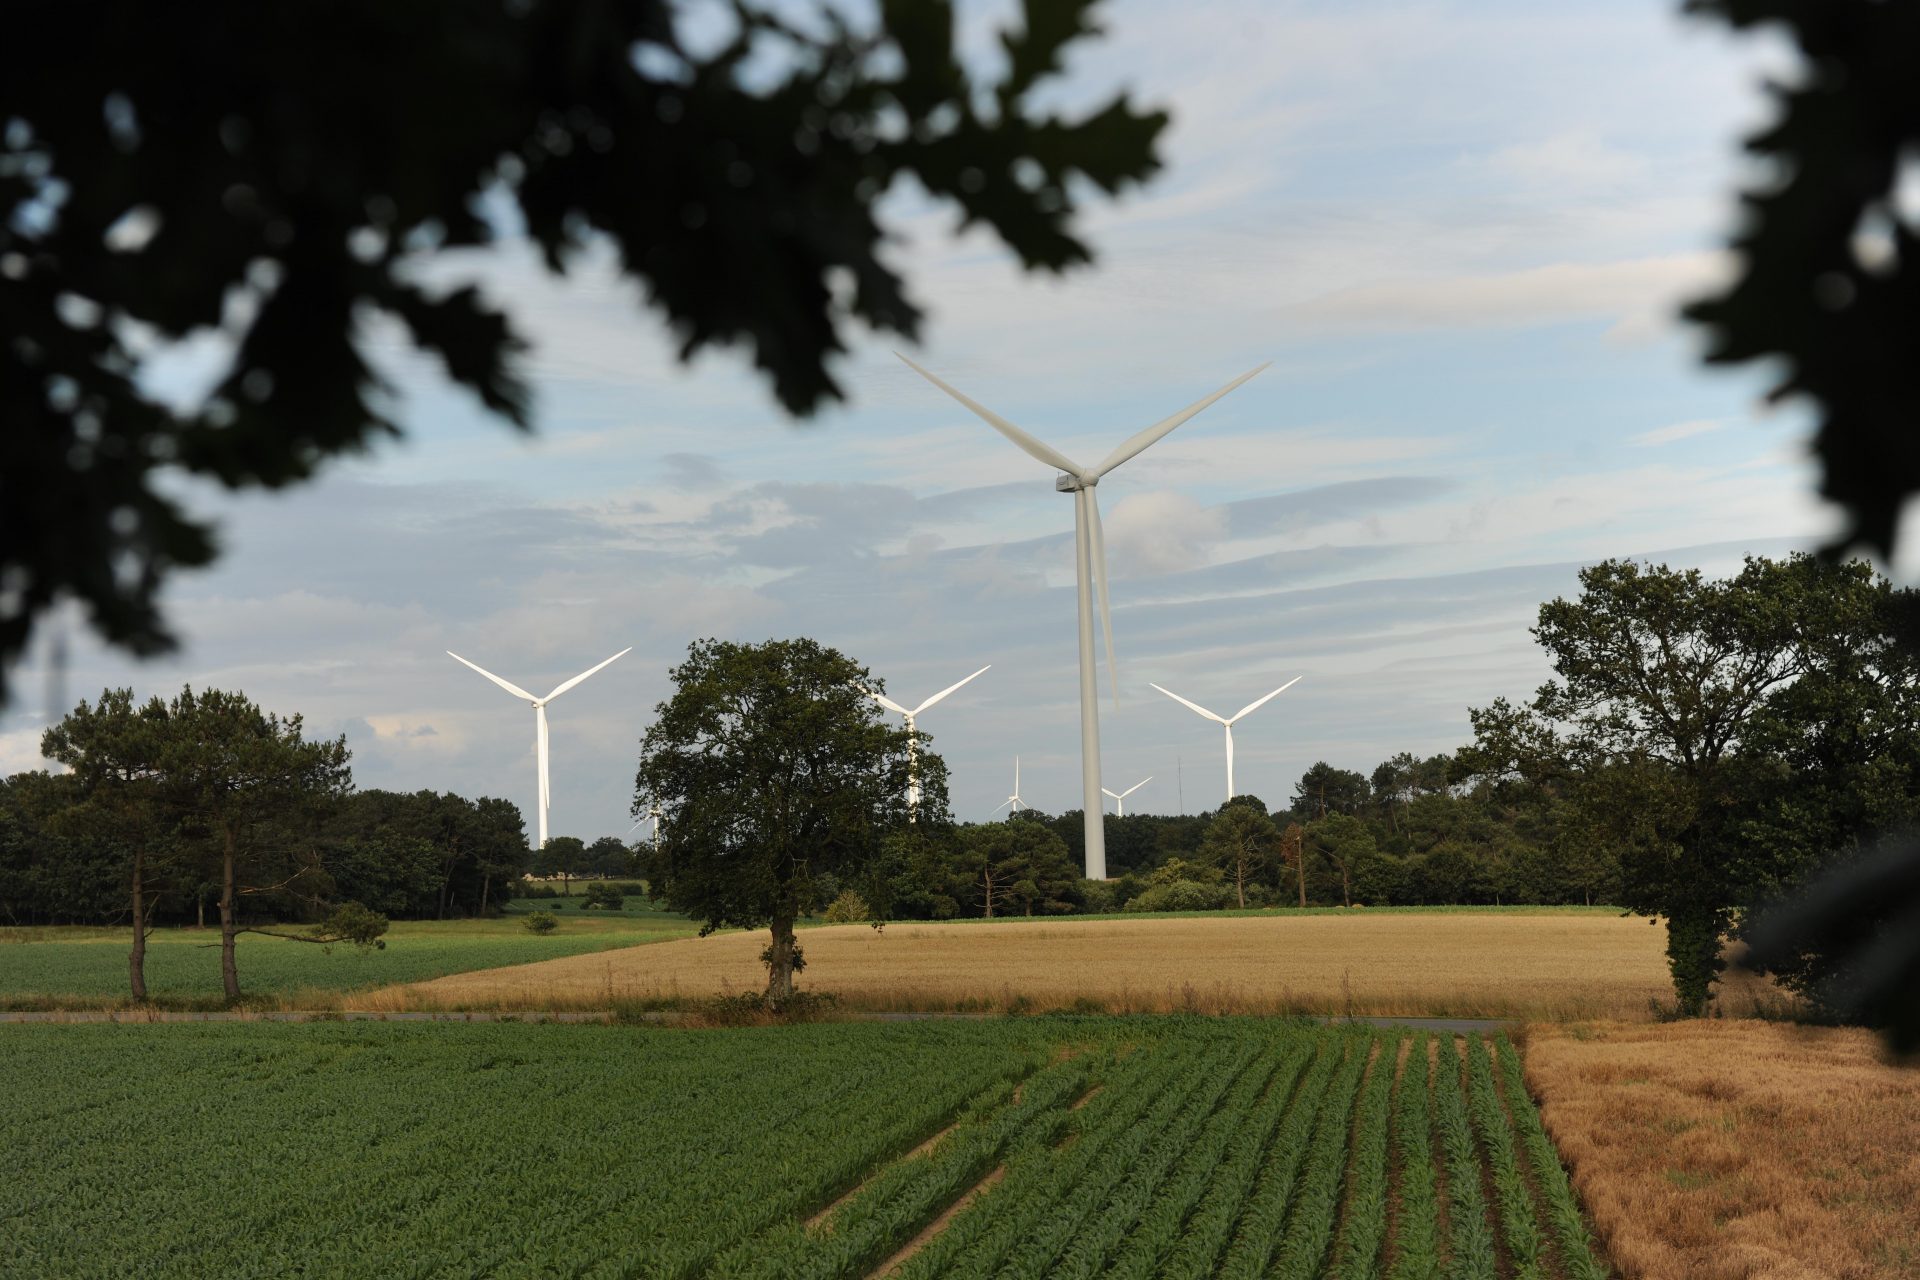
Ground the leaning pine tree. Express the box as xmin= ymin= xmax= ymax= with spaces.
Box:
xmin=635 ymin=638 xmax=938 ymax=1005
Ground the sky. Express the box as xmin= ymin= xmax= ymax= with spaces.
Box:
xmin=3 ymin=0 xmax=1851 ymax=836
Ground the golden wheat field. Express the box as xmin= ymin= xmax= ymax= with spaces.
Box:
xmin=1524 ymin=1021 xmax=1920 ymax=1280
xmin=354 ymin=911 xmax=1710 ymax=1018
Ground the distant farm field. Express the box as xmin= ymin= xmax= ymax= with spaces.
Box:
xmin=0 ymin=912 xmax=698 ymax=1007
xmin=0 ymin=1017 xmax=1607 ymax=1279
xmin=1526 ymin=1020 xmax=1920 ymax=1280
xmin=378 ymin=910 xmax=1689 ymax=1020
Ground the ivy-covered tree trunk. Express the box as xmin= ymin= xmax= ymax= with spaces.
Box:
xmin=128 ymin=845 xmax=148 ymax=1002
xmin=764 ymin=912 xmax=801 ymax=1005
xmin=218 ymin=825 xmax=241 ymax=1002
xmin=1666 ymin=902 xmax=1727 ymax=1017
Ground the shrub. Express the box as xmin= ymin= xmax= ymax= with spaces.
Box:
xmin=1079 ymin=878 xmax=1118 ymax=914
xmin=822 ymin=889 xmax=871 ymax=923
xmin=522 ymin=911 xmax=558 ymax=935
xmin=1123 ymin=879 xmax=1235 ymax=913
xmin=516 ymin=882 xmax=558 ymax=900
xmin=581 ymin=883 xmax=625 ymax=910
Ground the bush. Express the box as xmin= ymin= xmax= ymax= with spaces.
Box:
xmin=581 ymin=883 xmax=625 ymax=910
xmin=1079 ymin=878 xmax=1118 ymax=914
xmin=822 ymin=889 xmax=871 ymax=923
xmin=1123 ymin=879 xmax=1235 ymax=913
xmin=515 ymin=881 xmax=558 ymax=900
xmin=522 ymin=911 xmax=558 ymax=935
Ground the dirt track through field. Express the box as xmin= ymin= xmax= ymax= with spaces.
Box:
xmin=358 ymin=913 xmax=1688 ymax=1018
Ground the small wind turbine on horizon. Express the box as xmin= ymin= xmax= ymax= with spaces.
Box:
xmin=446 ymin=647 xmax=631 ymax=849
xmin=897 ymin=352 xmax=1268 ymax=879
xmin=1102 ymin=776 xmax=1152 ymax=817
xmin=993 ymin=756 xmax=1027 ymax=817
xmin=866 ymin=664 xmax=991 ymax=820
xmin=626 ymin=804 xmax=663 ymax=844
xmin=1151 ymin=677 xmax=1302 ymax=805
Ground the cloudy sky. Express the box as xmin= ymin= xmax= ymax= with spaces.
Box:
xmin=5 ymin=0 xmax=1849 ymax=835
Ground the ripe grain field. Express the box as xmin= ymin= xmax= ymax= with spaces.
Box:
xmin=0 ymin=1017 xmax=1610 ymax=1279
xmin=1525 ymin=1020 xmax=1920 ymax=1280
xmin=367 ymin=911 xmax=1692 ymax=1020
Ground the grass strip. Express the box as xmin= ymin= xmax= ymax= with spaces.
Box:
xmin=1387 ymin=1034 xmax=1441 ymax=1280
xmin=1331 ymin=1033 xmax=1400 ymax=1279
xmin=1464 ymin=1033 xmax=1545 ymax=1279
xmin=1432 ymin=1037 xmax=1497 ymax=1280
xmin=1270 ymin=1032 xmax=1375 ymax=1280
xmin=1493 ymin=1034 xmax=1611 ymax=1280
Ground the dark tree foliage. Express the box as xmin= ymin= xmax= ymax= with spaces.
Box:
xmin=0 ymin=0 xmax=1166 ymax=705
xmin=1683 ymin=0 xmax=1920 ymax=558
xmin=636 ymin=637 xmax=929 ymax=1002
xmin=322 ymin=789 xmax=530 ymax=919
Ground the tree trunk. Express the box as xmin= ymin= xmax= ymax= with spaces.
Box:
xmin=1296 ymin=851 xmax=1306 ymax=908
xmin=764 ymin=913 xmax=799 ymax=1005
xmin=196 ymin=891 xmax=205 ymax=930
xmin=1665 ymin=902 xmax=1725 ymax=1017
xmin=983 ymin=872 xmax=995 ymax=919
xmin=128 ymin=845 xmax=148 ymax=1002
xmin=1235 ymin=862 xmax=1246 ymax=909
xmin=479 ymin=871 xmax=491 ymax=917
xmin=219 ymin=825 xmax=241 ymax=1002
xmin=1340 ymin=865 xmax=1351 ymax=909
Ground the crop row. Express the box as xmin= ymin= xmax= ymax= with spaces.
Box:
xmin=0 ymin=1018 xmax=1612 ymax=1278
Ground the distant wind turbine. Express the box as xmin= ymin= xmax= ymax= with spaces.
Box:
xmin=898 ymin=353 xmax=1268 ymax=878
xmin=447 ymin=647 xmax=631 ymax=849
xmin=1102 ymin=776 xmax=1153 ymax=817
xmin=993 ymin=756 xmax=1027 ymax=817
xmin=866 ymin=664 xmax=990 ymax=820
xmin=1151 ymin=678 xmax=1302 ymax=805
xmin=626 ymin=804 xmax=663 ymax=844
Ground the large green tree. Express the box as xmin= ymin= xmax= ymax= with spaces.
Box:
xmin=159 ymin=688 xmax=353 ymax=1001
xmin=0 ymin=0 xmax=1165 ymax=706
xmin=1198 ymin=802 xmax=1278 ymax=909
xmin=635 ymin=637 xmax=929 ymax=1002
xmin=1468 ymin=554 xmax=1920 ymax=1014
xmin=38 ymin=690 xmax=175 ymax=998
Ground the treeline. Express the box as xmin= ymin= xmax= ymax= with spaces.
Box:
xmin=856 ymin=752 xmax=1616 ymax=922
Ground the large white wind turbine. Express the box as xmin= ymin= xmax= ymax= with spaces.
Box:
xmin=1102 ymin=776 xmax=1152 ymax=817
xmin=1151 ymin=677 xmax=1302 ymax=805
xmin=898 ymin=353 xmax=1268 ymax=879
xmin=447 ymin=647 xmax=631 ymax=849
xmin=867 ymin=664 xmax=991 ymax=820
xmin=993 ymin=756 xmax=1027 ymax=816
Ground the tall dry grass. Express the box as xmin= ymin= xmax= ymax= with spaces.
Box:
xmin=348 ymin=913 xmax=1690 ymax=1020
xmin=1524 ymin=1021 xmax=1920 ymax=1279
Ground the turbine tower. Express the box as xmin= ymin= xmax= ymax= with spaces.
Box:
xmin=866 ymin=664 xmax=991 ymax=820
xmin=1151 ymin=677 xmax=1302 ymax=805
xmin=993 ymin=756 xmax=1027 ymax=816
xmin=1102 ymin=776 xmax=1152 ymax=817
xmin=898 ymin=353 xmax=1268 ymax=878
xmin=447 ymin=647 xmax=631 ymax=849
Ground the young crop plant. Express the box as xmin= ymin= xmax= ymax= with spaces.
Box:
xmin=1331 ymin=1033 xmax=1400 ymax=1279
xmin=1464 ymin=1034 xmax=1546 ymax=1279
xmin=1387 ymin=1034 xmax=1442 ymax=1280
xmin=1269 ymin=1031 xmax=1375 ymax=1280
xmin=1494 ymin=1035 xmax=1610 ymax=1280
xmin=1431 ymin=1036 xmax=1498 ymax=1280
xmin=1154 ymin=1039 xmax=1317 ymax=1280
xmin=1216 ymin=1038 xmax=1348 ymax=1279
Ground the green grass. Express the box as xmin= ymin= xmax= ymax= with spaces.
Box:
xmin=0 ymin=1018 xmax=1611 ymax=1279
xmin=0 ymin=913 xmax=698 ymax=1007
xmin=927 ymin=903 xmax=1626 ymax=924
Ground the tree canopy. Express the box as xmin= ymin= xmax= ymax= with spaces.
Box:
xmin=0 ymin=0 xmax=1166 ymax=706
xmin=635 ymin=637 xmax=930 ymax=1001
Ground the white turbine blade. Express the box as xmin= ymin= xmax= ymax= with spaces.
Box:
xmin=993 ymin=798 xmax=1015 ymax=814
xmin=1150 ymin=683 xmax=1228 ymax=725
xmin=910 ymin=664 xmax=991 ymax=716
xmin=1085 ymin=490 xmax=1119 ymax=709
xmin=1122 ymin=776 xmax=1153 ymax=799
xmin=895 ymin=353 xmax=1085 ymax=477
xmin=1229 ymin=676 xmax=1303 ymax=724
xmin=1091 ymin=362 xmax=1271 ymax=478
xmin=543 ymin=647 xmax=632 ymax=702
xmin=1101 ymin=788 xmax=1122 ymax=802
xmin=447 ymin=651 xmax=537 ymax=702
xmin=867 ymin=688 xmax=912 ymax=717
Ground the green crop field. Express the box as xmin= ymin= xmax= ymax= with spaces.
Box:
xmin=0 ymin=1018 xmax=1608 ymax=1278
xmin=0 ymin=913 xmax=698 ymax=1007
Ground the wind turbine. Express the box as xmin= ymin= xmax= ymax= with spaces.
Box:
xmin=625 ymin=804 xmax=663 ymax=844
xmin=866 ymin=664 xmax=991 ymax=820
xmin=1102 ymin=776 xmax=1152 ymax=817
xmin=1151 ymin=677 xmax=1303 ymax=805
xmin=993 ymin=756 xmax=1027 ymax=817
xmin=446 ymin=647 xmax=631 ymax=849
xmin=898 ymin=353 xmax=1268 ymax=879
